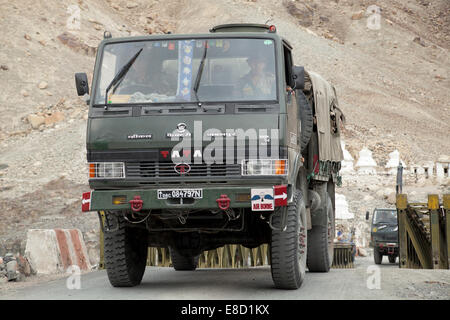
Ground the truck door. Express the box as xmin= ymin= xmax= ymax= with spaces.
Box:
xmin=283 ymin=44 xmax=299 ymax=151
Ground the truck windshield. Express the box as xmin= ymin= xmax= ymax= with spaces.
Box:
xmin=373 ymin=210 xmax=397 ymax=224
xmin=94 ymin=38 xmax=277 ymax=105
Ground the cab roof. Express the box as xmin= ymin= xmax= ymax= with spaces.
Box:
xmin=99 ymin=24 xmax=292 ymax=49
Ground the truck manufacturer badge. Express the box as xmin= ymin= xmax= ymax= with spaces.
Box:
xmin=174 ymin=163 xmax=191 ymax=175
xmin=167 ymin=123 xmax=192 ymax=137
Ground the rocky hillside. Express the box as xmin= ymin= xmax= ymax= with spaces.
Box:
xmin=0 ymin=0 xmax=449 ymax=257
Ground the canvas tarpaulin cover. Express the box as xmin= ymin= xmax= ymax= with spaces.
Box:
xmin=307 ymin=70 xmax=344 ymax=162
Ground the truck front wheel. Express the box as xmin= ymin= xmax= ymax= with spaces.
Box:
xmin=270 ymin=190 xmax=307 ymax=289
xmin=374 ymin=248 xmax=383 ymax=264
xmin=104 ymin=212 xmax=148 ymax=287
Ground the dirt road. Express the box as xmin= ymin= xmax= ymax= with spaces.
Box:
xmin=1 ymin=256 xmax=448 ymax=300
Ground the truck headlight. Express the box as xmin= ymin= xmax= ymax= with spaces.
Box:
xmin=242 ymin=159 xmax=288 ymax=176
xmin=88 ymin=162 xmax=125 ymax=179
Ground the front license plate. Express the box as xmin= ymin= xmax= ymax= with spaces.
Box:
xmin=157 ymin=189 xmax=203 ymax=200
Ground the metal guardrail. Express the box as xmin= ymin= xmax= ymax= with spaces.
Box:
xmin=146 ymin=245 xmax=270 ymax=268
xmin=397 ymin=194 xmax=449 ymax=269
xmin=332 ymin=243 xmax=354 ymax=268
xmin=145 ymin=244 xmax=353 ymax=269
xmin=98 ymin=236 xmax=354 ymax=269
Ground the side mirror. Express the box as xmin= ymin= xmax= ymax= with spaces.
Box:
xmin=292 ymin=65 xmax=305 ymax=90
xmin=75 ymin=73 xmax=89 ymax=96
xmin=365 ymin=211 xmax=370 ymax=221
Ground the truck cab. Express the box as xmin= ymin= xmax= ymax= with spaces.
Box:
xmin=76 ymin=24 xmax=344 ymax=289
xmin=367 ymin=208 xmax=399 ymax=264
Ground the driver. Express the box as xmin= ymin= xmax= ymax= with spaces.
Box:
xmin=117 ymin=53 xmax=172 ymax=96
xmin=237 ymin=51 xmax=276 ymax=99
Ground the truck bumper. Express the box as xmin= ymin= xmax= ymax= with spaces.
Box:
xmin=375 ymin=242 xmax=399 ymax=255
xmin=82 ymin=185 xmax=289 ymax=212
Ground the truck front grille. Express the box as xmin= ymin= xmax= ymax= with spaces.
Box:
xmin=126 ymin=161 xmax=241 ymax=179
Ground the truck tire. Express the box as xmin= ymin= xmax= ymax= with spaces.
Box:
xmin=270 ymin=190 xmax=307 ymax=289
xmin=374 ymin=248 xmax=382 ymax=264
xmin=104 ymin=213 xmax=148 ymax=287
xmin=170 ymin=248 xmax=199 ymax=271
xmin=388 ymin=255 xmax=396 ymax=264
xmin=296 ymin=90 xmax=313 ymax=152
xmin=307 ymin=195 xmax=334 ymax=272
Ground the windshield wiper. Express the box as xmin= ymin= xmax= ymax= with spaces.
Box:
xmin=104 ymin=48 xmax=143 ymax=107
xmin=192 ymin=41 xmax=208 ymax=104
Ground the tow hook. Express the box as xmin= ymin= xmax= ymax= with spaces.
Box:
xmin=216 ymin=194 xmax=231 ymax=211
xmin=129 ymin=195 xmax=144 ymax=212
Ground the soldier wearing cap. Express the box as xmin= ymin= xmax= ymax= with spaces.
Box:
xmin=237 ymin=51 xmax=276 ymax=99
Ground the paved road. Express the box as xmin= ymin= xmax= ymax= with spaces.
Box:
xmin=1 ymin=256 xmax=449 ymax=300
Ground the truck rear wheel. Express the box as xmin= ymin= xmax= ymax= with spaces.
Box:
xmin=104 ymin=213 xmax=148 ymax=287
xmin=170 ymin=248 xmax=199 ymax=271
xmin=307 ymin=195 xmax=334 ymax=272
xmin=270 ymin=190 xmax=307 ymax=289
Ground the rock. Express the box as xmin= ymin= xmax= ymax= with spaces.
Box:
xmin=27 ymin=114 xmax=46 ymax=129
xmin=285 ymin=2 xmax=313 ymax=27
xmin=126 ymin=2 xmax=138 ymax=9
xmin=351 ymin=12 xmax=364 ymax=20
xmin=6 ymin=260 xmax=18 ymax=281
xmin=21 ymin=89 xmax=29 ymax=97
xmin=387 ymin=192 xmax=397 ymax=204
xmin=413 ymin=36 xmax=426 ymax=47
xmin=0 ymin=65 xmax=8 ymax=71
xmin=16 ymin=254 xmax=31 ymax=277
xmin=38 ymin=81 xmax=48 ymax=89
xmin=358 ymin=247 xmax=367 ymax=257
xmin=24 ymin=34 xmax=31 ymax=40
xmin=44 ymin=111 xmax=65 ymax=126
xmin=24 ymin=252 xmax=37 ymax=276
xmin=57 ymin=32 xmax=96 ymax=56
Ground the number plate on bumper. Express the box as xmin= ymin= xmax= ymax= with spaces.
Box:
xmin=157 ymin=189 xmax=203 ymax=199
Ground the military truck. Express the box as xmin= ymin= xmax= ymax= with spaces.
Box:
xmin=367 ymin=208 xmax=399 ymax=264
xmin=76 ymin=24 xmax=344 ymax=289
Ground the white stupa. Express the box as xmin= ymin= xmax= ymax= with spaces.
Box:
xmin=436 ymin=156 xmax=450 ymax=180
xmin=335 ymin=193 xmax=354 ymax=219
xmin=340 ymin=141 xmax=354 ymax=173
xmin=385 ymin=149 xmax=406 ymax=175
xmin=355 ymin=147 xmax=377 ymax=174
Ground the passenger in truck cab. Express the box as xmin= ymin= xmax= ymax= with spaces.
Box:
xmin=237 ymin=51 xmax=276 ymax=100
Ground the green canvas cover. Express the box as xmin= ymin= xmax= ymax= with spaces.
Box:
xmin=307 ymin=70 xmax=344 ymax=162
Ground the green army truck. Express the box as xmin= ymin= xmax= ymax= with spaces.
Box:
xmin=76 ymin=24 xmax=344 ymax=289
